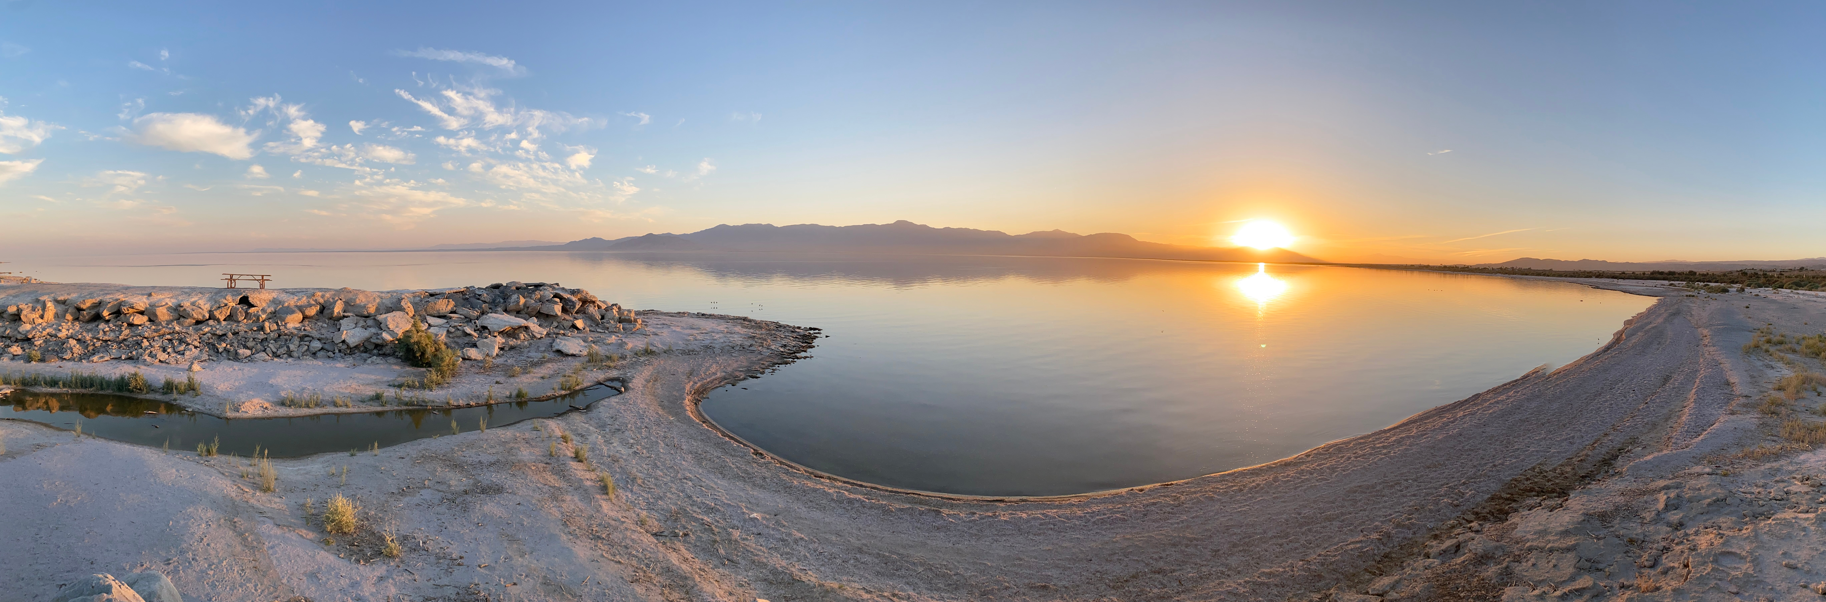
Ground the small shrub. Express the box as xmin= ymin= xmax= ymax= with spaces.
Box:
xmin=507 ymin=366 xmax=523 ymax=378
xmin=1778 ymin=372 xmax=1826 ymax=401
xmin=25 ymin=350 xmax=41 ymax=363
xmin=1760 ymin=394 xmax=1792 ymax=416
xmin=396 ymin=322 xmax=459 ymax=388
xmin=560 ymin=432 xmax=572 ymax=444
xmin=573 ymin=444 xmax=589 ymax=464
xmin=478 ymin=416 xmax=487 ymax=432
xmin=548 ymin=442 xmax=558 ymax=457
xmin=559 ymin=373 xmax=584 ymax=391
xmin=323 ymin=494 xmax=357 ymax=535
xmin=599 ymin=472 xmax=616 ymax=497
xmin=514 ymin=387 xmax=528 ymax=400
xmin=450 ymin=419 xmax=459 ymax=436
xmin=382 ymin=530 xmax=402 ymax=558
xmin=126 ymin=371 xmax=149 ymax=394
xmin=303 ymin=497 xmax=314 ymax=515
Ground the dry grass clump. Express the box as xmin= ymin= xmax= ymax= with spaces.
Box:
xmin=1778 ymin=372 xmax=1826 ymax=401
xmin=195 ymin=436 xmax=220 ymax=457
xmin=1735 ymin=442 xmax=1811 ymax=461
xmin=1760 ymin=394 xmax=1792 ymax=416
xmin=599 ymin=472 xmax=616 ymax=497
xmin=1635 ymin=572 xmax=1662 ymax=593
xmin=324 ymin=494 xmax=358 ymax=535
xmin=1782 ymin=419 xmax=1826 ymax=446
xmin=257 ymin=453 xmax=277 ymax=492
xmin=573 ymin=444 xmax=589 ymax=464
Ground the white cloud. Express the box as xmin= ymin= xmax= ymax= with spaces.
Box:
xmin=634 ymin=165 xmax=657 ymax=174
xmin=128 ymin=60 xmax=158 ymax=72
xmin=349 ymin=120 xmax=368 ymax=135
xmin=696 ymin=158 xmax=716 ymax=177
xmin=730 ymin=112 xmax=761 ymax=123
xmin=88 ymin=170 xmax=152 ymax=195
xmin=243 ymin=95 xmax=324 ymax=154
xmin=239 ymin=184 xmax=285 ymax=196
xmin=610 ymin=179 xmax=638 ymax=198
xmin=1428 ymin=149 xmax=1453 ymax=156
xmin=361 ymin=144 xmax=415 ymax=164
xmin=292 ymin=170 xmax=302 ymax=178
xmin=295 ymin=143 xmax=415 ymax=170
xmin=348 ymin=182 xmax=469 ymax=228
xmin=393 ymin=48 xmax=526 ymax=75
xmin=127 ymin=113 xmax=256 ymax=159
xmin=159 ymin=48 xmax=169 ymax=61
xmin=2 ymin=43 xmax=30 ymax=58
xmin=299 ymin=189 xmax=320 ymax=197
xmin=433 ymin=135 xmax=491 ymax=154
xmin=117 ymin=98 xmax=145 ymax=121
xmin=0 ymin=109 xmax=59 ymax=154
xmin=246 ymin=165 xmax=269 ymax=179
xmin=564 ymin=146 xmax=594 ymax=169
xmin=395 ymin=87 xmax=597 ymax=134
xmin=618 ymin=111 xmax=650 ymax=126
xmin=0 ymin=158 xmax=42 ymax=185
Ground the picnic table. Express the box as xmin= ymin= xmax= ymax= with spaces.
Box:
xmin=222 ymin=273 xmax=274 ymax=289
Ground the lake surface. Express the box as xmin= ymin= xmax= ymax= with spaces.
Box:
xmin=11 ymin=252 xmax=1655 ymax=495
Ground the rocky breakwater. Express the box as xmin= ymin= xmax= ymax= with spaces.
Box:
xmin=0 ymin=281 xmax=643 ymax=367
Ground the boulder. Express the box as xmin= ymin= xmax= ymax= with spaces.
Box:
xmin=552 ymin=337 xmax=589 ymax=356
xmin=50 ymin=573 xmax=146 ymax=602
xmin=477 ymin=313 xmax=528 ymax=332
xmin=236 ymin=349 xmax=253 ymax=359
xmin=339 ymin=328 xmax=375 ymax=347
xmin=240 ymin=290 xmax=276 ymax=308
xmin=461 ymin=347 xmax=486 ymax=361
xmin=125 ymin=314 xmax=149 ymax=326
xmin=525 ymin=322 xmax=548 ymax=339
xmin=229 ymin=306 xmax=248 ymax=323
xmin=277 ymin=307 xmax=304 ymax=325
xmin=298 ymin=303 xmax=320 ymax=318
xmin=322 ymin=299 xmax=345 ymax=320
xmin=117 ymin=299 xmax=148 ymax=314
xmin=376 ymin=311 xmax=414 ymax=335
xmin=423 ymin=298 xmax=456 ymax=316
xmin=148 ymin=306 xmax=174 ymax=322
xmin=539 ymin=303 xmax=563 ymax=317
xmin=210 ymin=306 xmax=232 ymax=322
xmin=231 ymin=399 xmax=273 ymax=415
xmin=180 ymin=306 xmax=208 ymax=322
xmin=476 ymin=336 xmax=501 ymax=357
xmin=119 ymin=571 xmax=184 ymax=602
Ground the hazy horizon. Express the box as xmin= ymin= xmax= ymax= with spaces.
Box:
xmin=4 ymin=2 xmax=1825 ymax=263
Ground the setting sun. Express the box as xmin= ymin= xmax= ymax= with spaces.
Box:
xmin=1230 ymin=220 xmax=1296 ymax=250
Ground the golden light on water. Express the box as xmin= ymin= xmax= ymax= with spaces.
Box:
xmin=1230 ymin=220 xmax=1295 ymax=250
xmin=1236 ymin=263 xmax=1288 ymax=305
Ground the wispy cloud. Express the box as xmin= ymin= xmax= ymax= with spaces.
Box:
xmin=243 ymin=94 xmax=325 ymax=155
xmin=393 ymin=48 xmax=526 ymax=76
xmin=618 ymin=111 xmax=650 ymax=126
xmin=2 ymin=42 xmax=29 ymax=58
xmin=1427 ymin=149 xmax=1452 ymax=156
xmin=0 ymin=108 xmax=60 ymax=154
xmin=0 ymin=158 xmax=42 ymax=185
xmin=1441 ymin=228 xmax=1532 ymax=244
xmin=730 ymin=112 xmax=761 ymax=123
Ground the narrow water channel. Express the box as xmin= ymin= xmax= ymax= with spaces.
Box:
xmin=0 ymin=384 xmax=620 ymax=457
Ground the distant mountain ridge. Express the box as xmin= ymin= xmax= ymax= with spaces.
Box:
xmin=478 ymin=220 xmax=1320 ymax=263
xmin=1478 ymin=257 xmax=1826 ymax=272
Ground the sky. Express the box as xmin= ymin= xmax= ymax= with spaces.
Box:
xmin=2 ymin=1 xmax=1824 ymax=263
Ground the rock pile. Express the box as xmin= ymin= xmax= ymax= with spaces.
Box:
xmin=0 ymin=281 xmax=642 ymax=366
xmin=51 ymin=571 xmax=182 ymax=602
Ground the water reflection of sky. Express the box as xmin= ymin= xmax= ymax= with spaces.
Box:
xmin=21 ymin=252 xmax=1657 ymax=495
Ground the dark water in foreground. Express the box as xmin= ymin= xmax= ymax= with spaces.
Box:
xmin=11 ymin=252 xmax=1656 ymax=495
xmin=1 ymin=386 xmax=619 ymax=457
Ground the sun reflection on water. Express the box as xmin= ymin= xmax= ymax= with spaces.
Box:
xmin=1236 ymin=263 xmax=1288 ymax=308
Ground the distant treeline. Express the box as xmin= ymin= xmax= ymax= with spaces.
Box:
xmin=1344 ymin=264 xmax=1826 ymax=291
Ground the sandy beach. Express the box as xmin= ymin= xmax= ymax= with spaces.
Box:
xmin=4 ymin=277 xmax=1824 ymax=600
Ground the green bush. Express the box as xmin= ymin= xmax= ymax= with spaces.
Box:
xmin=396 ymin=321 xmax=459 ymax=388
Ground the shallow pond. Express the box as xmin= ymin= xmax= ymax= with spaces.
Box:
xmin=2 ymin=385 xmax=618 ymax=457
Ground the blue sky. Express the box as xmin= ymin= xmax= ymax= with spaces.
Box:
xmin=2 ymin=1 xmax=1824 ymax=261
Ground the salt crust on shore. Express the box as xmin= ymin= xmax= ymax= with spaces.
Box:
xmin=1 ymin=277 xmax=1819 ymax=600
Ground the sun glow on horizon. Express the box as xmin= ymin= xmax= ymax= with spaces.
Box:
xmin=1230 ymin=220 xmax=1295 ymax=250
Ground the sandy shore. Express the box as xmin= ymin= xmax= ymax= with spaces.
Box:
xmin=5 ymin=277 xmax=1823 ymax=600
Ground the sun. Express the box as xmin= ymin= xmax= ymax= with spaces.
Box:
xmin=1230 ymin=220 xmax=1295 ymax=250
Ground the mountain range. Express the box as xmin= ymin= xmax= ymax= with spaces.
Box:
xmin=468 ymin=220 xmax=1320 ymax=264
xmin=1476 ymin=257 xmax=1826 ymax=272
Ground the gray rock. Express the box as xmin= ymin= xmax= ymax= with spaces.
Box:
xmin=552 ymin=337 xmax=589 ymax=356
xmin=239 ymin=290 xmax=276 ymax=308
xmin=525 ymin=322 xmax=547 ymax=339
xmin=148 ymin=306 xmax=174 ymax=322
xmin=51 ymin=573 xmax=147 ymax=602
xmin=250 ymin=352 xmax=272 ymax=362
xmin=119 ymin=571 xmax=184 ymax=602
xmin=376 ymin=311 xmax=414 ymax=335
xmin=477 ymin=313 xmax=528 ymax=332
xmin=539 ymin=303 xmax=563 ymax=317
xmin=125 ymin=314 xmax=149 ymax=326
xmin=236 ymin=349 xmax=253 ymax=359
xmin=423 ymin=298 xmax=456 ymax=317
xmin=476 ymin=336 xmax=501 ymax=357
xmin=340 ymin=328 xmax=375 ymax=347
xmin=277 ymin=307 xmax=304 ymax=325
xmin=461 ymin=347 xmax=486 ymax=361
xmin=322 ymin=298 xmax=345 ymax=320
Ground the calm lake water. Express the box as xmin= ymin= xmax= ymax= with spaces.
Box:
xmin=11 ymin=252 xmax=1654 ymax=496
